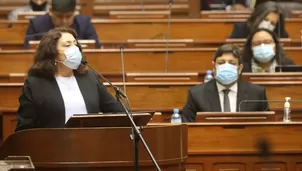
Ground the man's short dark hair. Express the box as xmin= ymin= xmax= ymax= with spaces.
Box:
xmin=52 ymin=0 xmax=76 ymax=13
xmin=213 ymin=44 xmax=242 ymax=64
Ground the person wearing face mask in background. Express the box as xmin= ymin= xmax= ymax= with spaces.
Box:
xmin=182 ymin=44 xmax=269 ymax=122
xmin=15 ymin=27 xmax=124 ymax=132
xmin=23 ymin=0 xmax=101 ymax=49
xmin=229 ymin=1 xmax=289 ymax=39
xmin=242 ymin=28 xmax=295 ymax=73
xmin=8 ymin=0 xmax=48 ymax=21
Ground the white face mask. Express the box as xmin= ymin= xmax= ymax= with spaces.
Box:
xmin=259 ymin=20 xmax=276 ymax=31
xmin=58 ymin=45 xmax=82 ymax=69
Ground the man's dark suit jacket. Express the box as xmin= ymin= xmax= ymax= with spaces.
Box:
xmin=24 ymin=14 xmax=101 ymax=49
xmin=16 ymin=71 xmax=124 ymax=132
xmin=182 ymin=79 xmax=269 ymax=122
xmin=229 ymin=22 xmax=289 ymax=39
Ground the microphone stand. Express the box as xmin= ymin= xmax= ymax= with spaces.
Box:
xmin=84 ymin=62 xmax=161 ymax=171
xmin=141 ymin=0 xmax=145 ymax=11
xmin=164 ymin=0 xmax=173 ymax=73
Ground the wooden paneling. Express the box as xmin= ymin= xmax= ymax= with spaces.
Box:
xmin=179 ymin=122 xmax=302 ymax=171
xmin=109 ymin=11 xmax=170 ymax=19
xmin=0 ymin=124 xmax=188 ymax=171
xmin=1 ymin=48 xmax=302 ymax=74
xmin=1 ymin=79 xmax=302 ymax=110
xmin=1 ymin=19 xmax=302 ymax=42
xmin=200 ymin=11 xmax=252 ymax=19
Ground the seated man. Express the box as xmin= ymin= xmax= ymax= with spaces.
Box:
xmin=24 ymin=0 xmax=101 ymax=49
xmin=8 ymin=0 xmax=48 ymax=21
xmin=182 ymin=44 xmax=269 ymax=122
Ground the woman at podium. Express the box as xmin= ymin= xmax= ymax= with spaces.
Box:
xmin=15 ymin=27 xmax=124 ymax=131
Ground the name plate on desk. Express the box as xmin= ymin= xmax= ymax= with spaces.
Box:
xmin=196 ymin=111 xmax=276 ymax=122
xmin=66 ymin=113 xmax=154 ymax=127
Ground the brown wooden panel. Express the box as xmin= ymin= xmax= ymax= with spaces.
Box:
xmin=1 ymin=48 xmax=302 ymax=74
xmin=253 ymin=162 xmax=287 ymax=171
xmin=196 ymin=112 xmax=276 ymax=122
xmin=1 ymin=109 xmax=17 ymax=141
xmin=0 ymin=124 xmax=188 ymax=171
xmin=1 ymin=19 xmax=302 ymax=42
xmin=28 ymin=39 xmax=96 ymax=50
xmin=109 ymin=11 xmax=170 ymax=19
xmin=92 ymin=0 xmax=189 ymax=18
xmin=212 ymin=163 xmax=246 ymax=171
xmin=200 ymin=11 xmax=251 ymax=19
xmin=1 ymin=80 xmax=302 ymax=111
xmin=151 ymin=122 xmax=302 ymax=171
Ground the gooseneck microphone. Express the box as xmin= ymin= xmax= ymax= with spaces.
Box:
xmin=164 ymin=0 xmax=173 ymax=73
xmin=81 ymin=60 xmax=161 ymax=171
xmin=120 ymin=45 xmax=127 ymax=95
xmin=81 ymin=60 xmax=127 ymax=98
xmin=238 ymin=100 xmax=283 ymax=112
xmin=238 ymin=99 xmax=302 ymax=112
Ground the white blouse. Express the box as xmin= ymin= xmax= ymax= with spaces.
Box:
xmin=55 ymin=76 xmax=88 ymax=123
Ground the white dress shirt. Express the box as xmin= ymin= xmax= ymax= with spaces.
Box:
xmin=55 ymin=76 xmax=88 ymax=123
xmin=216 ymin=82 xmax=238 ymax=112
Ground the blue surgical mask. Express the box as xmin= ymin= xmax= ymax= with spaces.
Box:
xmin=60 ymin=45 xmax=82 ymax=69
xmin=215 ymin=63 xmax=239 ymax=85
xmin=252 ymin=44 xmax=275 ymax=63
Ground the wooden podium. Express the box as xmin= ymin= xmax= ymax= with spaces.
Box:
xmin=0 ymin=125 xmax=187 ymax=171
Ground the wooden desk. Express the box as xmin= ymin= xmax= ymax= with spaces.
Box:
xmin=183 ymin=122 xmax=302 ymax=171
xmin=1 ymin=47 xmax=302 ymax=74
xmin=1 ymin=78 xmax=302 ymax=110
xmin=2 ymin=38 xmax=302 ymax=50
xmin=200 ymin=10 xmax=251 ymax=19
xmin=1 ymin=18 xmax=302 ymax=42
xmin=0 ymin=125 xmax=188 ymax=171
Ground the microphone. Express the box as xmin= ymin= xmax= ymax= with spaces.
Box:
xmin=81 ymin=60 xmax=127 ymax=98
xmin=141 ymin=0 xmax=145 ymax=11
xmin=164 ymin=0 xmax=173 ymax=73
xmin=81 ymin=61 xmax=161 ymax=171
xmin=238 ymin=99 xmax=302 ymax=112
xmin=120 ymin=45 xmax=127 ymax=95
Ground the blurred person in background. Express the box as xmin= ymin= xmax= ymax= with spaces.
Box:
xmin=229 ymin=1 xmax=289 ymax=38
xmin=8 ymin=0 xmax=48 ymax=20
xmin=24 ymin=0 xmax=101 ymax=49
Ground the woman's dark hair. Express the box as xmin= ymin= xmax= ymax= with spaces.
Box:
xmin=28 ymin=27 xmax=88 ymax=78
xmin=242 ymin=28 xmax=286 ymax=66
xmin=247 ymin=1 xmax=286 ymax=36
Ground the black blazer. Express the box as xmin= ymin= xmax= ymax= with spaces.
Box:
xmin=229 ymin=22 xmax=289 ymax=39
xmin=182 ymin=79 xmax=269 ymax=122
xmin=242 ymin=56 xmax=296 ymax=72
xmin=16 ymin=71 xmax=124 ymax=131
